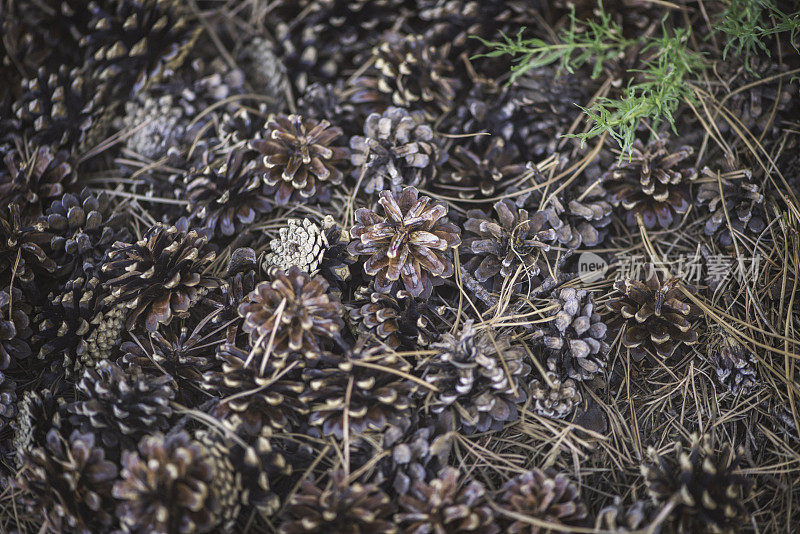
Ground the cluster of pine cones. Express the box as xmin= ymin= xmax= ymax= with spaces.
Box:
xmin=1 ymin=1 xmax=797 ymax=533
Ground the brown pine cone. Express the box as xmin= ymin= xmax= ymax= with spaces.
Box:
xmin=249 ymin=114 xmax=349 ymax=206
xmin=696 ymin=167 xmax=765 ymax=249
xmin=16 ymin=428 xmax=118 ymax=534
xmin=238 ymin=265 xmax=344 ymax=359
xmin=279 ymin=470 xmax=397 ymax=534
xmin=0 ymin=202 xmax=56 ymax=284
xmin=300 ymin=344 xmax=417 ymax=438
xmin=641 ymin=433 xmax=751 ymax=534
xmin=497 ymin=468 xmax=589 ymax=534
xmin=1 ymin=145 xmax=74 ymax=216
xmin=529 ymin=371 xmax=582 ymax=419
xmin=11 ymin=389 xmax=64 ymax=466
xmin=0 ymin=284 xmax=33 ymax=368
xmin=604 ymin=137 xmax=696 ymax=229
xmin=349 ymin=106 xmax=442 ymax=195
xmin=420 ymin=321 xmax=530 ymax=433
xmin=607 ymin=264 xmax=700 ymax=361
xmin=440 ymin=136 xmax=530 ymax=200
xmin=101 ymin=217 xmax=219 ymax=332
xmin=396 ymin=467 xmax=499 ymax=534
xmin=348 ymin=187 xmax=461 ymax=298
xmin=714 ymin=335 xmax=758 ymax=396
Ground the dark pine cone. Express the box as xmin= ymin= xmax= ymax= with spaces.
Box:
xmin=43 ymin=188 xmax=131 ymax=278
xmin=238 ymin=37 xmax=288 ymax=105
xmin=440 ymin=136 xmax=530 ymax=200
xmin=67 ymin=359 xmax=174 ymax=449
xmin=604 ymin=137 xmax=696 ymax=229
xmin=300 ymin=344 xmax=418 ymax=439
xmin=80 ymin=0 xmax=200 ymax=96
xmin=249 ymin=114 xmax=349 ymax=206
xmin=101 ymin=217 xmax=219 ymax=332
xmin=1 ymin=145 xmax=75 ymax=217
xmin=297 ymin=81 xmax=360 ymax=138
xmin=349 ymin=106 xmax=443 ymax=195
xmin=11 ymin=389 xmax=64 ymax=466
xmin=278 ymin=470 xmax=397 ymax=534
xmin=396 ymin=467 xmax=499 ymax=534
xmin=642 ymin=433 xmax=752 ymax=534
xmin=113 ymin=430 xmax=240 ymax=534
xmin=607 ymin=264 xmax=700 ymax=361
xmin=0 ymin=203 xmax=56 ymax=284
xmin=696 ymin=167 xmax=765 ymax=249
xmin=531 ymin=287 xmax=609 ymax=381
xmin=12 ymin=65 xmax=104 ymax=150
xmin=348 ymin=187 xmax=461 ymax=298
xmin=238 ymin=265 xmax=344 ymax=359
xmin=349 ymin=32 xmax=460 ymax=119
xmin=0 ymin=284 xmax=32 ymax=369
xmin=714 ymin=335 xmax=758 ymax=396
xmin=497 ymin=468 xmax=589 ymax=534
xmin=16 ymin=428 xmax=118 ymax=534
xmin=185 ymin=148 xmax=272 ymax=237
xmin=0 ymin=371 xmax=16 ymax=433
xmin=419 ymin=321 xmax=530 ymax=433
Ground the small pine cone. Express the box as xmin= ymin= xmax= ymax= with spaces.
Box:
xmin=529 ymin=371 xmax=582 ymax=419
xmin=461 ymin=199 xmax=568 ymax=292
xmin=420 ymin=321 xmax=530 ymax=433
xmin=16 ymin=428 xmax=118 ymax=534
xmin=441 ymin=136 xmax=530 ymax=200
xmin=11 ymin=389 xmax=64 ymax=466
xmin=347 ymin=284 xmax=439 ymax=350
xmin=349 ymin=106 xmax=442 ymax=195
xmin=263 ymin=218 xmax=327 ymax=274
xmin=80 ymin=0 xmax=200 ymax=96
xmin=696 ymin=167 xmax=765 ymax=249
xmin=202 ymin=342 xmax=309 ymax=434
xmin=81 ymin=301 xmax=127 ymax=367
xmin=12 ymin=65 xmax=104 ymax=150
xmin=531 ymin=288 xmax=609 ymax=381
xmin=186 ymin=149 xmax=271 ymax=236
xmin=43 ymin=188 xmax=131 ymax=278
xmin=279 ymin=470 xmax=397 ymax=534
xmin=68 ymin=360 xmax=174 ymax=449
xmin=239 ymin=266 xmax=344 ymax=358
xmin=396 ymin=467 xmax=498 ymax=534
xmin=607 ymin=264 xmax=700 ymax=361
xmin=497 ymin=468 xmax=588 ymax=534
xmin=604 ymin=137 xmax=696 ymax=229
xmin=349 ymin=32 xmax=460 ymax=119
xmin=596 ymin=498 xmax=653 ymax=533
xmin=714 ymin=336 xmax=758 ymax=396
xmin=348 ymin=187 xmax=461 ymax=298
xmin=300 ymin=345 xmax=418 ymax=439
xmin=641 ymin=433 xmax=752 ymax=533
xmin=1 ymin=145 xmax=74 ymax=216
xmin=446 ymin=79 xmax=515 ymax=144
xmin=101 ymin=217 xmax=219 ymax=332
xmin=113 ymin=430 xmax=239 ymax=534
xmin=0 ymin=284 xmax=33 ymax=368
xmin=249 ymin=114 xmax=349 ymax=206
xmin=119 ymin=92 xmax=192 ymax=159
xmin=297 ymin=82 xmax=360 ymax=138
xmin=0 ymin=203 xmax=56 ymax=284
xmin=32 ymin=275 xmax=106 ymax=377
xmin=239 ymin=37 xmax=289 ymax=105
xmin=0 ymin=373 xmax=16 ymax=432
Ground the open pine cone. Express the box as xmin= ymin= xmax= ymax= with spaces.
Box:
xmin=1 ymin=145 xmax=74 ymax=217
xmin=714 ymin=335 xmax=758 ymax=396
xmin=440 ymin=136 xmax=530 ymax=200
xmin=529 ymin=371 xmax=582 ymax=419
xmin=0 ymin=203 xmax=56 ymax=284
xmin=348 ymin=187 xmax=461 ymax=298
xmin=696 ymin=167 xmax=765 ymax=249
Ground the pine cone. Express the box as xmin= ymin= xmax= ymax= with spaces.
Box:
xmin=696 ymin=167 xmax=765 ymax=249
xmin=11 ymin=389 xmax=63 ymax=466
xmin=714 ymin=335 xmax=758 ymax=396
xmin=0 ymin=372 xmax=16 ymax=432
xmin=239 ymin=36 xmax=288 ymax=105
xmin=300 ymin=344 xmax=417 ymax=438
xmin=641 ymin=433 xmax=752 ymax=533
xmin=239 ymin=265 xmax=344 ymax=358
xmin=249 ymin=114 xmax=349 ymax=206
xmin=80 ymin=0 xmax=200 ymax=96
xmin=446 ymin=79 xmax=515 ymax=147
xmin=531 ymin=288 xmax=609 ymax=381
xmin=396 ymin=467 xmax=498 ymax=534
xmin=607 ymin=264 xmax=700 ymax=361
xmin=563 ymin=177 xmax=613 ymax=247
xmin=349 ymin=106 xmax=442 ymax=195
xmin=297 ymin=81 xmax=360 ymax=138
xmin=12 ymin=65 xmax=104 ymax=150
xmin=349 ymin=32 xmax=460 ymax=119
xmin=604 ymin=137 xmax=696 ymax=229
xmin=263 ymin=218 xmax=327 ymax=274
xmin=202 ymin=342 xmax=308 ymax=434
xmin=441 ymin=136 xmax=530 ymax=200
xmin=218 ymin=105 xmax=269 ymax=148
xmin=113 ymin=430 xmax=240 ymax=534
xmin=497 ymin=468 xmax=589 ymax=534
xmin=186 ymin=149 xmax=271 ymax=237
xmin=348 ymin=187 xmax=461 ymax=298
xmin=1 ymin=203 xmax=57 ymax=285
xmin=1 ymin=145 xmax=74 ymax=216
xmin=68 ymin=359 xmax=174 ymax=449
xmin=101 ymin=217 xmax=219 ymax=332
xmin=420 ymin=321 xmax=530 ymax=433
xmin=529 ymin=371 xmax=582 ymax=419
xmin=118 ymin=93 xmax=192 ymax=159
xmin=16 ymin=428 xmax=118 ymax=534
xmin=0 ymin=284 xmax=32 ymax=368
xmin=595 ymin=498 xmax=653 ymax=533
xmin=43 ymin=188 xmax=131 ymax=278
xmin=278 ymin=470 xmax=396 ymax=534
